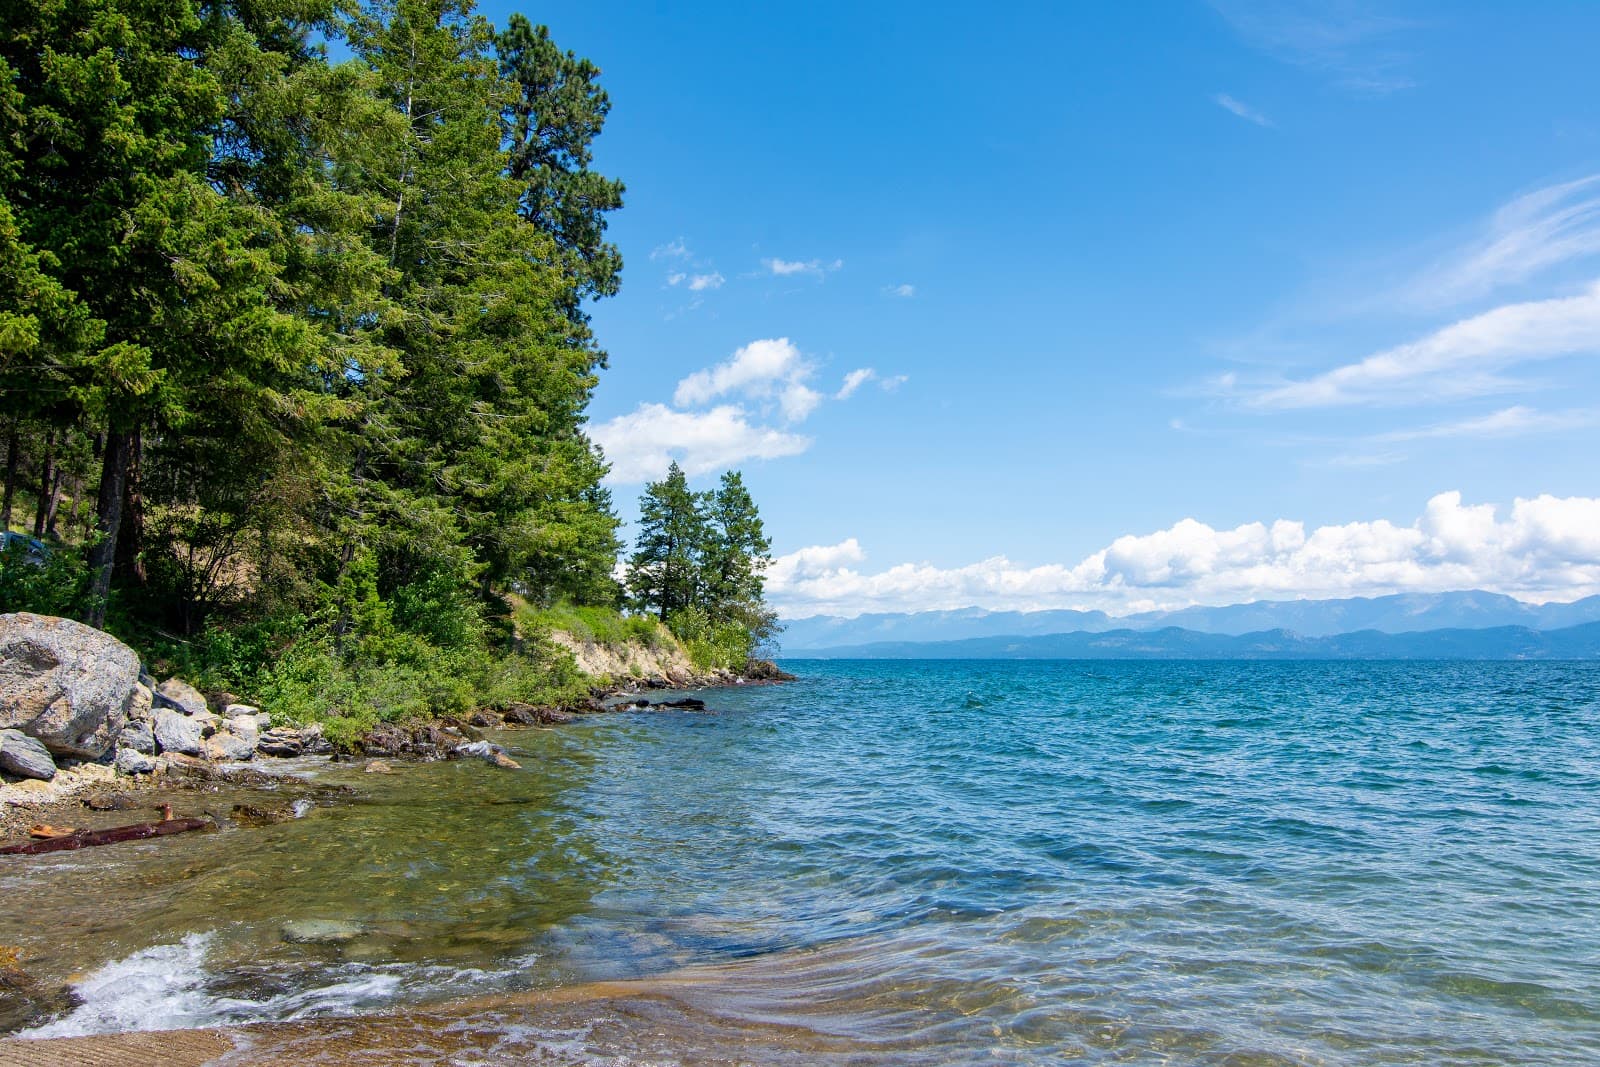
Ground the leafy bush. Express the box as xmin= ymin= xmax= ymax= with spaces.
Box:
xmin=0 ymin=541 xmax=92 ymax=618
xmin=668 ymin=605 xmax=753 ymax=673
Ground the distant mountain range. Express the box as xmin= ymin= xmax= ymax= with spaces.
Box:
xmin=783 ymin=622 xmax=1600 ymax=661
xmin=776 ymin=591 xmax=1600 ymax=659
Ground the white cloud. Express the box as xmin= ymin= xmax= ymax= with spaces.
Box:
xmin=768 ymin=492 xmax=1600 ymax=617
xmin=589 ymin=403 xmax=812 ymax=483
xmin=674 ymin=338 xmax=810 ymax=411
xmin=651 ymin=238 xmax=691 ymax=260
xmin=1373 ymin=405 xmax=1599 ymax=442
xmin=879 ymin=374 xmax=909 ymax=391
xmin=1211 ymin=1 xmax=1418 ymax=95
xmin=667 ymin=270 xmax=724 ymax=291
xmin=763 ymin=257 xmax=843 ymax=278
xmin=781 ymin=383 xmax=823 ymax=422
xmin=836 ymin=368 xmax=876 ymax=399
xmin=1213 ymin=93 xmax=1274 ymax=127
xmin=1410 ymin=175 xmax=1600 ymax=305
xmin=884 ymin=283 xmax=916 ymax=298
xmin=1245 ymin=280 xmax=1600 ymax=408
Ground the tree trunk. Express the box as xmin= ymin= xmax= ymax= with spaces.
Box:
xmin=115 ymin=427 xmax=146 ymax=586
xmin=0 ymin=424 xmax=17 ymax=530
xmin=31 ymin=430 xmax=55 ymax=538
xmin=42 ymin=463 xmax=63 ymax=539
xmin=86 ymin=430 xmax=131 ymax=629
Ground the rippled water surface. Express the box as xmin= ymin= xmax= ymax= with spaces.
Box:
xmin=6 ymin=660 xmax=1600 ymax=1064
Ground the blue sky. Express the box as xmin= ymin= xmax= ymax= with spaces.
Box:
xmin=475 ymin=0 xmax=1600 ymax=617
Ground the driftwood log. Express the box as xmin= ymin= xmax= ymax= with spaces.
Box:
xmin=0 ymin=816 xmax=210 ymax=856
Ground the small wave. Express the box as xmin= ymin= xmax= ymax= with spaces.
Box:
xmin=19 ymin=932 xmax=404 ymax=1039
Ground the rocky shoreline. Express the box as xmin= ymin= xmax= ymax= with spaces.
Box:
xmin=0 ymin=611 xmax=792 ymax=841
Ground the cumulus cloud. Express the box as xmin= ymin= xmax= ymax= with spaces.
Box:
xmin=767 ymin=492 xmax=1600 ymax=617
xmin=763 ymin=257 xmax=843 ymax=278
xmin=1213 ymin=93 xmax=1274 ymax=127
xmin=1245 ymin=281 xmax=1600 ymax=408
xmin=592 ymin=340 xmax=902 ymax=483
xmin=674 ymin=338 xmax=811 ymax=412
xmin=589 ymin=403 xmax=811 ymax=483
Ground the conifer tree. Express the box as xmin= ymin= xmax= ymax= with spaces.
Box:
xmin=626 ymin=463 xmax=707 ymax=622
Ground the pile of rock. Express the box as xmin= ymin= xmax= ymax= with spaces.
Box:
xmin=0 ymin=613 xmax=326 ymax=797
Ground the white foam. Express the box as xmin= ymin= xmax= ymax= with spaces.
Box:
xmin=19 ymin=931 xmax=405 ymax=1039
xmin=21 ymin=932 xmax=221 ymax=1038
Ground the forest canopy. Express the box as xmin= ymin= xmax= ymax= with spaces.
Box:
xmin=0 ymin=0 xmax=775 ymax=732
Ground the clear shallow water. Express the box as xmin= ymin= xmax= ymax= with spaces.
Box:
xmin=5 ymin=660 xmax=1600 ymax=1064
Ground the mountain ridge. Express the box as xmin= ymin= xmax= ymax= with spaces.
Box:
xmin=785 ymin=621 xmax=1600 ymax=661
xmin=777 ymin=590 xmax=1600 ymax=651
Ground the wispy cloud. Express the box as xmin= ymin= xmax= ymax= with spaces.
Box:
xmin=883 ymin=283 xmax=916 ymax=298
xmin=667 ymin=270 xmax=725 ymax=292
xmin=1241 ymin=280 xmax=1600 ymax=408
xmin=769 ymin=491 xmax=1600 ymax=617
xmin=763 ymin=257 xmax=844 ymax=278
xmin=836 ymin=368 xmax=876 ymax=399
xmin=1372 ymin=404 xmax=1600 ymax=443
xmin=1213 ymin=92 xmax=1274 ymax=127
xmin=650 ymin=238 xmax=691 ymax=260
xmin=1212 ymin=0 xmax=1420 ymax=95
xmin=1408 ymin=174 xmax=1600 ymax=306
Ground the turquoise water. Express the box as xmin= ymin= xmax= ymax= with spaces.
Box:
xmin=10 ymin=660 xmax=1600 ymax=1064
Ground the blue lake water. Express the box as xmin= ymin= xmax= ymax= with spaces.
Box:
xmin=8 ymin=659 xmax=1600 ymax=1064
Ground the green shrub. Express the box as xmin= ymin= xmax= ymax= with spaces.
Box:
xmin=0 ymin=541 xmax=92 ymax=618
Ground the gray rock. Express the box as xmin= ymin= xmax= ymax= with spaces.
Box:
xmin=203 ymin=727 xmax=255 ymax=762
xmin=256 ymin=727 xmax=304 ymax=758
xmin=114 ymin=745 xmax=157 ymax=776
xmin=127 ymin=683 xmax=154 ymax=723
xmin=223 ymin=702 xmax=262 ymax=721
xmin=0 ymin=729 xmax=56 ymax=780
xmin=154 ymin=677 xmax=208 ymax=717
xmin=281 ymin=919 xmax=364 ymax=944
xmin=154 ymin=708 xmax=205 ymax=757
xmin=454 ymin=740 xmax=521 ymax=769
xmin=0 ymin=613 xmax=143 ymax=758
xmin=225 ymin=715 xmax=260 ymax=743
xmin=120 ymin=719 xmax=156 ymax=754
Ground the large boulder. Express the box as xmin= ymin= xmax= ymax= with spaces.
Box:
xmin=0 ymin=729 xmax=57 ymax=780
xmin=0 ymin=613 xmax=144 ymax=758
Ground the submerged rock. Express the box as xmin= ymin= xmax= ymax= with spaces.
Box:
xmin=0 ymin=959 xmax=79 ymax=1034
xmin=0 ymin=729 xmax=56 ymax=780
xmin=281 ymin=919 xmax=364 ymax=945
xmin=502 ymin=702 xmax=573 ymax=726
xmin=0 ymin=612 xmax=144 ymax=758
xmin=231 ymin=802 xmax=299 ymax=826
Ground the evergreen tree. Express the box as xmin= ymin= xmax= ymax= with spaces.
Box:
xmin=495 ymin=14 xmax=625 ymax=316
xmin=703 ymin=470 xmax=775 ymax=641
xmin=626 ymin=463 xmax=707 ymax=622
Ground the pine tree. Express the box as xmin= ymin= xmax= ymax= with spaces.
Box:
xmin=626 ymin=463 xmax=708 ymax=622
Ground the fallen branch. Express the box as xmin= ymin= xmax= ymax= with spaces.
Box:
xmin=0 ymin=814 xmax=211 ymax=856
